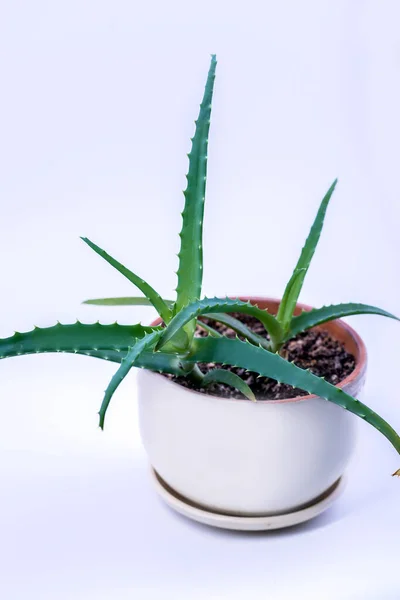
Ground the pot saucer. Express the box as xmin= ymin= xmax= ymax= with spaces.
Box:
xmin=151 ymin=469 xmax=345 ymax=531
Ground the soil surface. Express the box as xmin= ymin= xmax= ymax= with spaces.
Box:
xmin=165 ymin=313 xmax=356 ymax=400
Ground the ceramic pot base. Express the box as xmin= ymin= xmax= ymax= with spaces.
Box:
xmin=151 ymin=469 xmax=345 ymax=531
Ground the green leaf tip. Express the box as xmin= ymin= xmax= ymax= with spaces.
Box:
xmin=202 ymin=312 xmax=269 ymax=348
xmin=277 ymin=179 xmax=338 ymax=337
xmin=0 ymin=321 xmax=186 ymax=376
xmin=98 ymin=411 xmax=104 ymax=431
xmin=81 ymin=237 xmax=172 ymax=323
xmin=288 ymin=303 xmax=400 ymax=339
xmin=99 ymin=330 xmax=163 ymax=429
xmin=202 ymin=368 xmax=255 ymax=401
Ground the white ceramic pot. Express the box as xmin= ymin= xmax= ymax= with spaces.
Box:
xmin=137 ymin=298 xmax=367 ymax=516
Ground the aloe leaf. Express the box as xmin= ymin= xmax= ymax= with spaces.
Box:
xmin=174 ymin=55 xmax=217 ymax=339
xmin=99 ymin=330 xmax=162 ymax=429
xmin=81 ymin=237 xmax=172 ymax=323
xmin=202 ymin=368 xmax=255 ymax=401
xmin=204 ymin=312 xmax=271 ymax=350
xmin=185 ymin=336 xmax=400 ymax=461
xmin=0 ymin=321 xmax=185 ymax=376
xmin=75 ymin=348 xmax=186 ymax=376
xmin=277 ymin=179 xmax=337 ymax=330
xmin=156 ymin=297 xmax=283 ymax=351
xmin=196 ymin=321 xmax=222 ymax=337
xmin=83 ymin=297 xmax=174 ymax=308
xmin=274 ymin=268 xmax=306 ymax=335
xmin=288 ymin=303 xmax=400 ymax=339
xmin=0 ymin=322 xmax=161 ymax=360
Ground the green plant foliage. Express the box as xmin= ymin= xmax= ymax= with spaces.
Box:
xmin=287 ymin=303 xmax=400 ymax=339
xmin=94 ymin=348 xmax=187 ymax=375
xmin=81 ymin=238 xmax=172 ymax=323
xmin=99 ymin=330 xmax=162 ymax=428
xmin=196 ymin=321 xmax=222 ymax=337
xmin=203 ymin=312 xmax=271 ymax=349
xmin=2 ymin=55 xmax=400 ymax=470
xmin=174 ymin=54 xmax=217 ymax=340
xmin=156 ymin=297 xmax=282 ymax=351
xmin=276 ymin=179 xmax=337 ymax=334
xmin=0 ymin=323 xmax=188 ymax=377
xmin=83 ymin=296 xmax=270 ymax=348
xmin=275 ymin=268 xmax=306 ymax=337
xmin=201 ymin=368 xmax=255 ymax=401
xmin=0 ymin=322 xmax=160 ymax=359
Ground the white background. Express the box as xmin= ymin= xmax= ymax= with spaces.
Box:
xmin=0 ymin=1 xmax=399 ymax=598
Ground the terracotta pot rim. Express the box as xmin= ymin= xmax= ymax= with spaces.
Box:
xmin=149 ymin=296 xmax=367 ymax=405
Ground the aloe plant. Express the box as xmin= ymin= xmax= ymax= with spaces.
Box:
xmin=2 ymin=55 xmax=400 ymax=473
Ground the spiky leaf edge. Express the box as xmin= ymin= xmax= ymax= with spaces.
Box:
xmin=277 ymin=179 xmax=337 ymax=331
xmin=288 ymin=303 xmax=399 ymax=339
xmin=174 ymin=55 xmax=217 ymax=340
xmin=99 ymin=330 xmax=163 ymax=428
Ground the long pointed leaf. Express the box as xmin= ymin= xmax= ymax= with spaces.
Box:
xmin=288 ymin=303 xmax=400 ymax=339
xmin=204 ymin=313 xmax=270 ymax=350
xmin=0 ymin=322 xmax=160 ymax=360
xmin=185 ymin=336 xmax=400 ymax=462
xmin=196 ymin=321 xmax=222 ymax=337
xmin=174 ymin=55 xmax=217 ymax=339
xmin=202 ymin=368 xmax=255 ymax=401
xmin=75 ymin=348 xmax=186 ymax=376
xmin=83 ymin=297 xmax=174 ymax=308
xmin=277 ymin=179 xmax=337 ymax=330
xmin=81 ymin=237 xmax=172 ymax=323
xmin=156 ymin=297 xmax=283 ymax=351
xmin=0 ymin=322 xmax=185 ymax=376
xmin=99 ymin=330 xmax=162 ymax=429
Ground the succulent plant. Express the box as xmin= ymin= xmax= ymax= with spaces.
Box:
xmin=2 ymin=55 xmax=400 ymax=472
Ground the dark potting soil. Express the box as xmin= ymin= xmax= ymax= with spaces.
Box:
xmin=165 ymin=313 xmax=356 ymax=400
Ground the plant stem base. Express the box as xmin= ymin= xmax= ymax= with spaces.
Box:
xmin=150 ymin=468 xmax=345 ymax=531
